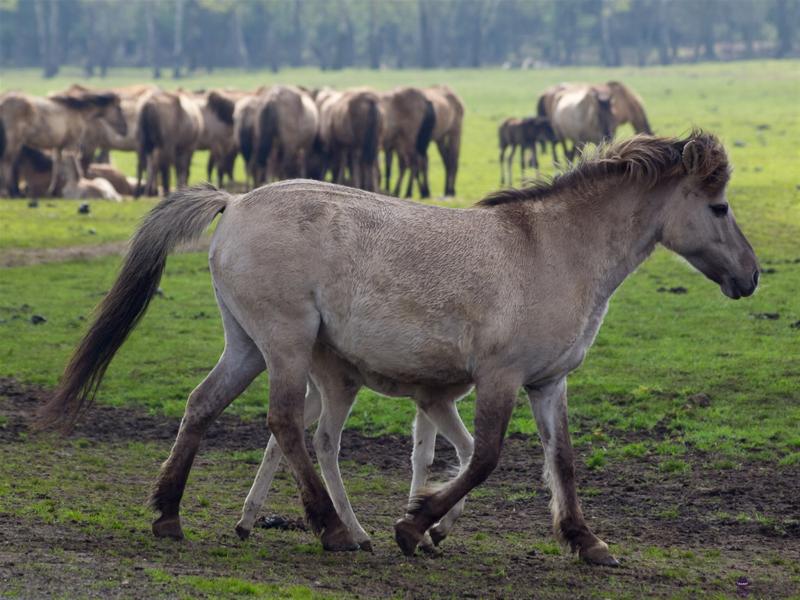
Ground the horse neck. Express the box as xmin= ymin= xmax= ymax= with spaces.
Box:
xmin=526 ymin=180 xmax=668 ymax=301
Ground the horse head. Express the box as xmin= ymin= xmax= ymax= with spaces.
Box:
xmin=660 ymin=133 xmax=759 ymax=299
xmin=593 ymin=90 xmax=615 ymax=141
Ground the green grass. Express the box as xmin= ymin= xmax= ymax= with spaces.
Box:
xmin=1 ymin=61 xmax=799 ymax=462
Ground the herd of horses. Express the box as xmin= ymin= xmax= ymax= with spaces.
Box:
xmin=0 ymin=79 xmax=651 ymax=202
xmin=0 ymin=83 xmax=464 ymax=201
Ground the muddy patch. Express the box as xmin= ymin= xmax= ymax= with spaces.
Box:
xmin=2 ymin=377 xmax=799 ymax=598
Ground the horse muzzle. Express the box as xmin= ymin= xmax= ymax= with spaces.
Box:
xmin=720 ymin=270 xmax=759 ymax=299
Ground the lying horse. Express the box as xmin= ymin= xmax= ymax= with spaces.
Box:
xmin=40 ymin=131 xmax=758 ymax=566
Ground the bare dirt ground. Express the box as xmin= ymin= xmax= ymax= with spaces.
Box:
xmin=0 ymin=238 xmax=210 ymax=268
xmin=1 ymin=378 xmax=798 ymax=599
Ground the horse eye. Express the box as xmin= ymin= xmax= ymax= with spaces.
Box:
xmin=710 ymin=203 xmax=728 ymax=217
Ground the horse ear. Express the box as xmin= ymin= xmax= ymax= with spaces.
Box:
xmin=682 ymin=139 xmax=702 ymax=174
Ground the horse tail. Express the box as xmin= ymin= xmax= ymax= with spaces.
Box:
xmin=138 ymin=101 xmax=162 ymax=157
xmin=0 ymin=119 xmax=5 ymax=160
xmin=239 ymin=122 xmax=254 ymax=165
xmin=256 ymin=101 xmax=278 ymax=169
xmin=415 ymin=99 xmax=436 ymax=157
xmin=536 ymin=93 xmax=548 ymax=118
xmin=361 ymin=98 xmax=381 ymax=165
xmin=36 ymin=184 xmax=230 ymax=433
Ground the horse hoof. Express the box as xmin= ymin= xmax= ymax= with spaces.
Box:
xmin=152 ymin=516 xmax=184 ymax=540
xmin=358 ymin=539 xmax=373 ymax=553
xmin=429 ymin=526 xmax=447 ymax=547
xmin=235 ymin=524 xmax=251 ymax=541
xmin=321 ymin=523 xmax=359 ymax=552
xmin=394 ymin=519 xmax=423 ymax=557
xmin=581 ymin=542 xmax=619 ymax=567
xmin=419 ymin=534 xmax=442 ymax=556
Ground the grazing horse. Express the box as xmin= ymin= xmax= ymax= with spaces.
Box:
xmin=0 ymin=90 xmax=127 ymax=197
xmin=498 ymin=116 xmax=556 ymax=185
xmin=537 ymin=81 xmax=652 ymax=165
xmin=423 ymin=85 xmax=464 ymax=197
xmin=548 ymin=87 xmax=615 ymax=163
xmin=76 ymin=83 xmax=158 ymax=169
xmin=40 ymin=132 xmax=759 ymax=565
xmin=253 ymin=85 xmax=319 ymax=185
xmin=317 ymin=88 xmax=383 ymax=192
xmin=135 ymin=90 xmax=203 ymax=197
xmin=380 ymin=87 xmax=436 ymax=198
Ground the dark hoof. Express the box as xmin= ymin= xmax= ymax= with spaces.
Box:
xmin=152 ymin=516 xmax=184 ymax=540
xmin=358 ymin=539 xmax=373 ymax=553
xmin=394 ymin=519 xmax=423 ymax=557
xmin=580 ymin=542 xmax=619 ymax=567
xmin=419 ymin=534 xmax=443 ymax=556
xmin=321 ymin=523 xmax=359 ymax=552
xmin=235 ymin=524 xmax=251 ymax=541
xmin=429 ymin=526 xmax=447 ymax=547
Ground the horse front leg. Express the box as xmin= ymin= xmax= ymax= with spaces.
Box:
xmin=47 ymin=148 xmax=63 ymax=197
xmin=527 ymin=379 xmax=618 ymax=566
xmin=394 ymin=376 xmax=516 ymax=555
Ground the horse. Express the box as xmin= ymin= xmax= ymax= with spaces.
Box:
xmin=253 ymin=85 xmax=319 ymax=185
xmin=498 ymin=116 xmax=556 ymax=185
xmin=233 ymin=89 xmax=268 ymax=189
xmin=76 ymin=83 xmax=159 ymax=169
xmin=188 ymin=89 xmax=243 ymax=189
xmin=135 ymin=90 xmax=203 ymax=197
xmin=39 ymin=131 xmax=759 ymax=566
xmin=548 ymin=87 xmax=616 ymax=163
xmin=537 ymin=81 xmax=652 ymax=165
xmin=317 ymin=88 xmax=383 ymax=192
xmin=380 ymin=87 xmax=436 ymax=198
xmin=58 ymin=152 xmax=121 ymax=200
xmin=11 ymin=146 xmax=56 ymax=198
xmin=423 ymin=85 xmax=464 ymax=197
xmin=0 ymin=89 xmax=127 ymax=197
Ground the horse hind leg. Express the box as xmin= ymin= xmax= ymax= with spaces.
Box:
xmin=259 ymin=315 xmax=356 ymax=552
xmin=527 ymin=379 xmax=618 ymax=566
xmin=236 ymin=379 xmax=323 ymax=539
xmin=151 ymin=297 xmax=265 ymax=540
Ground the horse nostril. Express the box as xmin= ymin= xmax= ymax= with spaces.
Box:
xmin=752 ymin=270 xmax=760 ymax=288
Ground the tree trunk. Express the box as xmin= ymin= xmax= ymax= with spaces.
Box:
xmin=368 ymin=0 xmax=380 ymax=69
xmin=145 ymin=1 xmax=161 ymax=79
xmin=418 ymin=0 xmax=434 ymax=68
xmin=774 ymin=0 xmax=794 ymax=58
xmin=231 ymin=4 xmax=249 ymax=69
xmin=469 ymin=0 xmax=484 ymax=68
xmin=656 ymin=0 xmax=672 ymax=65
xmin=173 ymin=0 xmax=185 ymax=79
xmin=291 ymin=0 xmax=304 ymax=67
xmin=33 ymin=0 xmax=50 ymax=77
xmin=700 ymin=2 xmax=718 ymax=61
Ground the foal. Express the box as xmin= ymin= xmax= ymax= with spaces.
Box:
xmin=41 ymin=132 xmax=758 ymax=566
xmin=498 ymin=116 xmax=556 ymax=185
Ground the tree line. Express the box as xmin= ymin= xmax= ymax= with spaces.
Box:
xmin=0 ymin=0 xmax=797 ymax=78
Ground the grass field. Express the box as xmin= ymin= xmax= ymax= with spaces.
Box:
xmin=1 ymin=62 xmax=799 ymax=598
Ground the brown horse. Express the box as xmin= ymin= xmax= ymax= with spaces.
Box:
xmin=0 ymin=89 xmax=126 ymax=196
xmin=77 ymin=83 xmax=159 ymax=168
xmin=40 ymin=132 xmax=758 ymax=564
xmin=188 ymin=89 xmax=240 ymax=189
xmin=233 ymin=88 xmax=269 ymax=188
xmin=318 ymin=88 xmax=383 ymax=192
xmin=423 ymin=85 xmax=464 ymax=197
xmin=135 ymin=90 xmax=203 ymax=197
xmin=498 ymin=116 xmax=556 ymax=185
xmin=253 ymin=85 xmax=319 ymax=185
xmin=380 ymin=87 xmax=436 ymax=198
xmin=537 ymin=81 xmax=652 ymax=164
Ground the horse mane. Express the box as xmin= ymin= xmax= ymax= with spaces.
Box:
xmin=606 ymin=81 xmax=652 ymax=134
xmin=50 ymin=92 xmax=119 ymax=110
xmin=206 ymin=90 xmax=235 ymax=125
xmin=477 ymin=131 xmax=729 ymax=208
